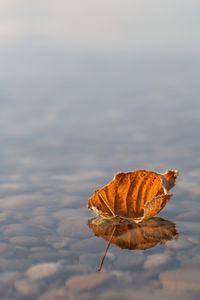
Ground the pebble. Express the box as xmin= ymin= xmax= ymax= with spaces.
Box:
xmin=9 ymin=236 xmax=39 ymax=246
xmin=159 ymin=269 xmax=200 ymax=292
xmin=107 ymin=270 xmax=134 ymax=285
xmin=14 ymin=278 xmax=41 ymax=296
xmin=98 ymin=287 xmax=157 ymax=300
xmin=25 ymin=262 xmax=62 ymax=280
xmin=38 ymin=287 xmax=69 ymax=300
xmin=106 ymin=252 xmax=115 ymax=261
xmin=98 ymin=289 xmax=132 ymax=300
xmin=99 ymin=285 xmax=197 ymax=300
xmin=45 ymin=237 xmax=74 ymax=249
xmin=66 ymin=272 xmax=113 ymax=292
xmin=144 ymin=253 xmax=170 ymax=269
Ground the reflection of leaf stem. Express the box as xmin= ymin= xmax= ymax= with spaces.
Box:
xmin=98 ymin=192 xmax=116 ymax=217
xmin=98 ymin=226 xmax=116 ymax=272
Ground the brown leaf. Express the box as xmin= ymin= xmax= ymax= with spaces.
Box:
xmin=87 ymin=170 xmax=178 ymax=222
xmin=88 ymin=216 xmax=178 ymax=250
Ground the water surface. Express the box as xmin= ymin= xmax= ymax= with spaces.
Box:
xmin=0 ymin=1 xmax=200 ymax=299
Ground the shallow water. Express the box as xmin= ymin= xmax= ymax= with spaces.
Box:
xmin=0 ymin=1 xmax=200 ymax=299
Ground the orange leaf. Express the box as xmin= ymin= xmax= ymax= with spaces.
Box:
xmin=87 ymin=170 xmax=178 ymax=222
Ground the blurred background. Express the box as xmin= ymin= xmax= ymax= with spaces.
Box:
xmin=0 ymin=0 xmax=200 ymax=206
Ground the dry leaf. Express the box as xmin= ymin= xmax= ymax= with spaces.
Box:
xmin=87 ymin=170 xmax=178 ymax=223
xmin=88 ymin=216 xmax=178 ymax=250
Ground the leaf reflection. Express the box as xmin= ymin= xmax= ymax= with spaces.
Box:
xmin=88 ymin=217 xmax=178 ymax=271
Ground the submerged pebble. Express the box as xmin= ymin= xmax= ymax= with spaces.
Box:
xmin=144 ymin=253 xmax=170 ymax=269
xmin=14 ymin=278 xmax=41 ymax=296
xmin=45 ymin=236 xmax=74 ymax=249
xmin=38 ymin=287 xmax=69 ymax=300
xmin=98 ymin=287 xmax=158 ymax=300
xmin=66 ymin=272 xmax=114 ymax=292
xmin=25 ymin=262 xmax=62 ymax=280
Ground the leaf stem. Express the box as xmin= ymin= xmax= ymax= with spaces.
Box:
xmin=98 ymin=192 xmax=116 ymax=217
xmin=98 ymin=226 xmax=116 ymax=272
